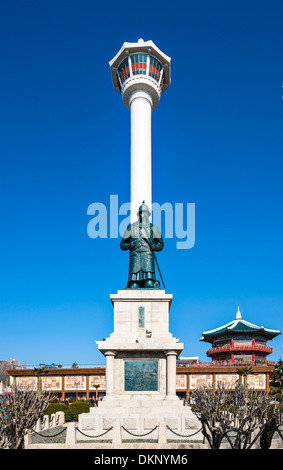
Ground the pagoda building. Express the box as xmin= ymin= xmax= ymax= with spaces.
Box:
xmin=201 ymin=307 xmax=281 ymax=366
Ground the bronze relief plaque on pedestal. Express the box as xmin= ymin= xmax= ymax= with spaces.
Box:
xmin=124 ymin=360 xmax=158 ymax=391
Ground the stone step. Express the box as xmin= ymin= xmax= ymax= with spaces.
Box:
xmin=95 ymin=398 xmax=185 ymax=410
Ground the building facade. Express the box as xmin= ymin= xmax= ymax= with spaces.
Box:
xmin=8 ymin=362 xmax=274 ymax=402
xmin=7 ymin=308 xmax=280 ymax=401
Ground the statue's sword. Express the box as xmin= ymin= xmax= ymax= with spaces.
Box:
xmin=142 ymin=226 xmax=166 ymax=289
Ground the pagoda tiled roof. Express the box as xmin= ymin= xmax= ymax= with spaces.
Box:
xmin=200 ymin=307 xmax=281 ymax=342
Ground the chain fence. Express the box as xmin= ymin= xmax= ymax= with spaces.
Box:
xmin=30 ymin=427 xmax=66 ymax=438
xmin=76 ymin=426 xmax=113 ymax=439
xmin=41 ymin=416 xmax=47 ymax=430
xmin=49 ymin=415 xmax=60 ymax=427
xmin=121 ymin=425 xmax=158 ymax=437
xmin=166 ymin=425 xmax=203 ymax=438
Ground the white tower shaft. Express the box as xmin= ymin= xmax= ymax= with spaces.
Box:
xmin=130 ymin=91 xmax=152 ymax=220
xmin=109 ymin=39 xmax=171 ymax=220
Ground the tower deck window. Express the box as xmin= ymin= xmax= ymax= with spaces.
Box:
xmin=117 ymin=57 xmax=130 ymax=87
xmin=117 ymin=53 xmax=165 ymax=91
xmin=149 ymin=56 xmax=164 ymax=85
xmin=131 ymin=53 xmax=147 ymax=75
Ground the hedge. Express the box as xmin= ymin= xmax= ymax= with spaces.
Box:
xmin=43 ymin=401 xmax=93 ymax=421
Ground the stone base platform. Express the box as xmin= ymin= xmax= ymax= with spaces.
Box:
xmin=78 ymin=289 xmax=202 ymax=442
xmin=79 ymin=396 xmax=202 ymax=442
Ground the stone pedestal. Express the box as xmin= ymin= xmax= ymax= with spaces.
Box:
xmin=97 ymin=289 xmax=182 ymax=400
xmin=79 ymin=289 xmax=201 ymax=441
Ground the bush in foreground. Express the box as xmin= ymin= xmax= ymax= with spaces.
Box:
xmin=44 ymin=401 xmax=93 ymax=421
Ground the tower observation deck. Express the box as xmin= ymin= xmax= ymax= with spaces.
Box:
xmin=109 ymin=39 xmax=171 ymax=220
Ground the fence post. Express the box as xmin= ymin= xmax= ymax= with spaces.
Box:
xmin=158 ymin=422 xmax=167 ymax=444
xmin=50 ymin=413 xmax=56 ymax=427
xmin=35 ymin=418 xmax=41 ymax=432
xmin=43 ymin=415 xmax=49 ymax=430
xmin=112 ymin=419 xmax=122 ymax=444
xmin=56 ymin=411 xmax=65 ymax=426
xmin=66 ymin=422 xmax=77 ymax=447
xmin=24 ymin=429 xmax=31 ymax=448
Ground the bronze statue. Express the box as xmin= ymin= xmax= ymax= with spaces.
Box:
xmin=120 ymin=202 xmax=164 ymax=288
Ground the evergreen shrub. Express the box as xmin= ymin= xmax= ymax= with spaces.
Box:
xmin=43 ymin=401 xmax=92 ymax=421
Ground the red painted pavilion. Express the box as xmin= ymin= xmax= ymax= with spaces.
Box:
xmin=201 ymin=307 xmax=281 ymax=366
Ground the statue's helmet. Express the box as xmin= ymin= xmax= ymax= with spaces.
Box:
xmin=137 ymin=201 xmax=151 ymax=216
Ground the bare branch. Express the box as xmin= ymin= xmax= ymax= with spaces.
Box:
xmin=190 ymin=382 xmax=278 ymax=449
xmin=0 ymin=384 xmax=53 ymax=449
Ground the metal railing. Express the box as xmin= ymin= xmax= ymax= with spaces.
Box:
xmin=12 ymin=360 xmax=276 ymax=371
xmin=10 ymin=364 xmax=105 ymax=370
xmin=177 ymin=360 xmax=276 ymax=367
xmin=207 ymin=345 xmax=273 ymax=355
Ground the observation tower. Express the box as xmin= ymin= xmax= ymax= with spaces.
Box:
xmin=79 ymin=39 xmax=202 ymax=441
xmin=109 ymin=39 xmax=171 ymax=220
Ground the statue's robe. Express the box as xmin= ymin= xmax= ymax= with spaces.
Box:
xmin=120 ymin=221 xmax=164 ymax=283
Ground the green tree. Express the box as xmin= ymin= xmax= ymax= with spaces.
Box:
xmin=93 ymin=384 xmax=100 ymax=403
xmin=236 ymin=366 xmax=258 ymax=415
xmin=33 ymin=367 xmax=49 ymax=394
xmin=269 ymin=360 xmax=283 ymax=402
xmin=236 ymin=366 xmax=257 ymax=386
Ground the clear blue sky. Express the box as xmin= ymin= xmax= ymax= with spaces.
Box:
xmin=0 ymin=0 xmax=282 ymax=366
